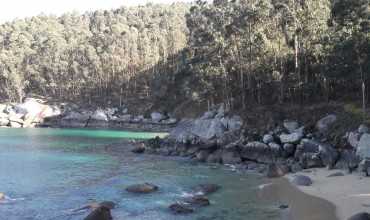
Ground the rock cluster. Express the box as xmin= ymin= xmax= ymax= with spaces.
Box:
xmin=140 ymin=109 xmax=370 ymax=178
xmin=0 ymin=98 xmax=60 ymax=128
xmin=0 ymin=98 xmax=177 ymax=130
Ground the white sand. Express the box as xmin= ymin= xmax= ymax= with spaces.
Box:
xmin=287 ymin=169 xmax=370 ymax=220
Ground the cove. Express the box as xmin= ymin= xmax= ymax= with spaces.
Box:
xmin=0 ymin=128 xmax=280 ymax=220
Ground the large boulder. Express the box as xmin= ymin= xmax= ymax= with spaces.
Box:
xmin=348 ymin=132 xmax=361 ymax=148
xmin=358 ymin=125 xmax=369 ymax=134
xmin=279 ymin=132 xmax=303 ymax=144
xmin=357 ymin=134 xmax=370 ymax=159
xmin=192 ymin=119 xmax=226 ymax=141
xmin=151 ymin=112 xmax=166 ymax=122
xmin=91 ymin=109 xmax=108 ymax=121
xmin=290 ymin=175 xmax=313 ymax=186
xmin=318 ymin=143 xmax=339 ymax=169
xmin=263 ymin=134 xmax=274 ymax=144
xmin=283 ymin=120 xmax=299 ymax=133
xmin=241 ymin=141 xmax=281 ymax=163
xmin=335 ymin=150 xmax=360 ymax=172
xmin=316 ymin=114 xmax=337 ymax=133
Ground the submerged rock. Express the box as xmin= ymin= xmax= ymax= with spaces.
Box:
xmin=126 ymin=183 xmax=159 ymax=193
xmin=192 ymin=184 xmax=221 ymax=195
xmin=132 ymin=144 xmax=146 ymax=154
xmin=169 ymin=203 xmax=194 ymax=214
xmin=183 ymin=195 xmax=210 ymax=207
xmin=290 ymin=175 xmax=313 ymax=186
xmin=84 ymin=206 xmax=112 ymax=220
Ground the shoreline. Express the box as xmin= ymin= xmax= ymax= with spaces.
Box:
xmin=260 ymin=177 xmax=338 ymax=220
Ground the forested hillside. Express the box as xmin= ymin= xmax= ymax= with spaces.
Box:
xmin=0 ymin=3 xmax=189 ymax=104
xmin=0 ymin=0 xmax=369 ymax=113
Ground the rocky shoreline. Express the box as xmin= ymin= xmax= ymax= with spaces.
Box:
xmin=0 ymin=98 xmax=177 ymax=132
xmin=138 ymin=105 xmax=370 ymax=177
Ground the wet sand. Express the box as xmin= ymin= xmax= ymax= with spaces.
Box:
xmin=259 ymin=177 xmax=338 ymax=220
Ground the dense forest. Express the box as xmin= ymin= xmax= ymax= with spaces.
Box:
xmin=0 ymin=0 xmax=369 ymax=111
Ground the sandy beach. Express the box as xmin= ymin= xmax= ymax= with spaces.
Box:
xmin=260 ymin=169 xmax=370 ymax=220
xmin=285 ymin=169 xmax=370 ymax=220
xmin=260 ymin=177 xmax=338 ymax=220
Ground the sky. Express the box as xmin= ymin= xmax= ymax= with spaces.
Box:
xmin=0 ymin=0 xmax=195 ymax=23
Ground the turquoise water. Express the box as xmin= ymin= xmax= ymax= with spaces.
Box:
xmin=0 ymin=128 xmax=280 ymax=220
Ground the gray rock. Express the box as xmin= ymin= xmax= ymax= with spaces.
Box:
xmin=348 ymin=132 xmax=361 ymax=148
xmin=126 ymin=183 xmax=159 ymax=193
xmin=221 ymin=150 xmax=241 ymax=164
xmin=290 ymin=175 xmax=313 ymax=186
xmin=279 ymin=132 xmax=303 ymax=144
xmin=357 ymin=134 xmax=370 ymax=159
xmin=0 ymin=117 xmax=9 ymax=126
xmin=316 ymin=114 xmax=337 ymax=133
xmin=359 ymin=124 xmax=370 ymax=134
xmin=169 ymin=203 xmax=194 ymax=214
xmin=196 ymin=150 xmax=210 ymax=162
xmin=241 ymin=142 xmax=281 ymax=163
xmin=263 ymin=134 xmax=274 ymax=144
xmin=84 ymin=206 xmax=112 ymax=220
xmin=283 ymin=120 xmax=299 ymax=133
xmin=335 ymin=150 xmax=360 ymax=172
xmin=299 ymin=153 xmax=323 ymax=169
xmin=151 ymin=112 xmax=166 ymax=122
xmin=359 ymin=159 xmax=370 ymax=176
xmin=222 ymin=115 xmax=243 ymax=131
xmin=283 ymin=143 xmax=296 ymax=157
xmin=200 ymin=111 xmax=216 ymax=120
xmin=348 ymin=212 xmax=370 ymax=220
xmin=206 ymin=151 xmax=222 ymax=163
xmin=192 ymin=119 xmax=226 ymax=141
xmin=269 ymin=142 xmax=281 ymax=153
xmin=318 ymin=143 xmax=339 ymax=169
xmin=91 ymin=109 xmax=108 ymax=121
xmin=183 ymin=195 xmax=210 ymax=207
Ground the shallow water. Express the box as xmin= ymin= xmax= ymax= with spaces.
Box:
xmin=0 ymin=128 xmax=280 ymax=220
